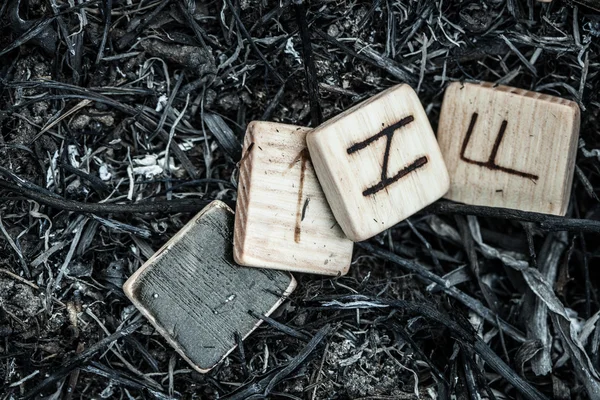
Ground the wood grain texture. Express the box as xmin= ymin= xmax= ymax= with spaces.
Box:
xmin=234 ymin=122 xmax=353 ymax=276
xmin=437 ymin=82 xmax=580 ymax=216
xmin=123 ymin=201 xmax=296 ymax=373
xmin=306 ymin=84 xmax=450 ymax=242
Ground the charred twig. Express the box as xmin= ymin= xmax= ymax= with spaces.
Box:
xmin=0 ymin=215 xmax=30 ymax=277
xmin=23 ymin=321 xmax=144 ymax=398
xmin=314 ymin=28 xmax=416 ymax=84
xmin=59 ymin=162 xmax=110 ymax=194
xmin=248 ymin=310 xmax=312 ymax=341
xmin=83 ymin=362 xmax=171 ymax=399
xmin=116 ymin=0 xmax=170 ymax=49
xmin=319 ymin=297 xmax=548 ymax=400
xmin=523 ymin=232 xmax=568 ymax=376
xmin=95 ymin=0 xmax=112 ymax=63
xmin=224 ymin=0 xmax=284 ymax=84
xmin=426 ymin=201 xmax=600 ymax=234
xmin=294 ymin=1 xmax=322 ymax=126
xmin=358 ymin=242 xmax=527 ymax=343
xmin=0 ymin=181 xmax=209 ymax=214
xmin=2 ymin=0 xmax=57 ymax=55
xmin=222 ymin=324 xmax=331 ymax=399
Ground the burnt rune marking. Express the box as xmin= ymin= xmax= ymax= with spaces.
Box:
xmin=460 ymin=113 xmax=538 ymax=180
xmin=290 ymin=149 xmax=309 ymax=243
xmin=347 ymin=115 xmax=428 ymax=197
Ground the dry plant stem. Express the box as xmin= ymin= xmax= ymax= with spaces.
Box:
xmin=23 ymin=320 xmax=145 ymax=399
xmin=551 ymin=314 xmax=600 ymax=398
xmin=314 ymin=28 xmax=416 ymax=84
xmin=294 ymin=1 xmax=323 ymax=126
xmin=223 ymin=0 xmax=284 ymax=84
xmin=523 ymin=232 xmax=568 ymax=376
xmin=321 ymin=297 xmax=547 ymax=400
xmin=248 ymin=310 xmax=312 ymax=341
xmin=221 ymin=324 xmax=331 ymax=400
xmin=455 ymin=215 xmax=500 ymax=312
xmin=5 ymin=80 xmax=199 ymax=179
xmin=0 ymin=215 xmax=30 ymax=277
xmin=358 ymin=242 xmax=527 ymax=343
xmin=81 ymin=362 xmax=171 ymax=399
xmin=0 ymin=268 xmax=39 ymax=289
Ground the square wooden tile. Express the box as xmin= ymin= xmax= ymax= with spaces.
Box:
xmin=234 ymin=122 xmax=353 ymax=276
xmin=123 ymin=201 xmax=296 ymax=373
xmin=306 ymin=84 xmax=450 ymax=242
xmin=437 ymin=82 xmax=580 ymax=215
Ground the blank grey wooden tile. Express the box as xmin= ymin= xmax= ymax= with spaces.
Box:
xmin=123 ymin=201 xmax=296 ymax=373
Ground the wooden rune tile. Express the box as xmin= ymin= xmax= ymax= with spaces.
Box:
xmin=234 ymin=121 xmax=354 ymax=276
xmin=306 ymin=84 xmax=450 ymax=242
xmin=123 ymin=201 xmax=296 ymax=373
xmin=437 ymin=82 xmax=580 ymax=215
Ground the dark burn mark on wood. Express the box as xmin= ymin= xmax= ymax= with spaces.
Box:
xmin=293 ymin=149 xmax=309 ymax=243
xmin=363 ymin=156 xmax=428 ymax=196
xmin=301 ymin=198 xmax=310 ymax=222
xmin=239 ymin=142 xmax=254 ymax=164
xmin=347 ymin=116 xmax=414 ymax=154
xmin=347 ymin=115 xmax=428 ymax=196
xmin=460 ymin=113 xmax=539 ymax=180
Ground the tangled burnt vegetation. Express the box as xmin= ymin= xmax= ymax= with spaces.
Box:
xmin=1 ymin=0 xmax=600 ymax=399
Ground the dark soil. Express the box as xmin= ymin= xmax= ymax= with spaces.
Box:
xmin=1 ymin=0 xmax=600 ymax=399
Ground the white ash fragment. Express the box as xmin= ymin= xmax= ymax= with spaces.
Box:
xmin=132 ymin=165 xmax=163 ymax=178
xmin=46 ymin=150 xmax=59 ymax=188
xmin=155 ymin=94 xmax=169 ymax=112
xmin=284 ymin=38 xmax=301 ymax=64
xmin=68 ymin=145 xmax=80 ymax=168
xmin=133 ymin=154 xmax=159 ymax=166
xmin=131 ymin=154 xmax=180 ymax=177
xmin=98 ymin=164 xmax=111 ymax=181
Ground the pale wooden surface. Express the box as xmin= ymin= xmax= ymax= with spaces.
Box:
xmin=306 ymin=84 xmax=450 ymax=242
xmin=234 ymin=122 xmax=353 ymax=275
xmin=437 ymin=82 xmax=580 ymax=216
xmin=123 ymin=201 xmax=296 ymax=373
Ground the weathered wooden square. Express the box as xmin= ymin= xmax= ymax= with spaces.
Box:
xmin=123 ymin=201 xmax=296 ymax=373
xmin=234 ymin=122 xmax=353 ymax=276
xmin=437 ymin=82 xmax=580 ymax=215
xmin=306 ymin=84 xmax=450 ymax=242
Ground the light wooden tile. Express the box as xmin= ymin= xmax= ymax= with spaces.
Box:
xmin=437 ymin=82 xmax=580 ymax=216
xmin=123 ymin=201 xmax=296 ymax=373
xmin=234 ymin=122 xmax=353 ymax=276
xmin=306 ymin=84 xmax=450 ymax=242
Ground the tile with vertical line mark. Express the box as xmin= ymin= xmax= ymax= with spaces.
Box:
xmin=234 ymin=122 xmax=353 ymax=276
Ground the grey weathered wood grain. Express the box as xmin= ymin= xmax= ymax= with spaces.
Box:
xmin=123 ymin=201 xmax=296 ymax=373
